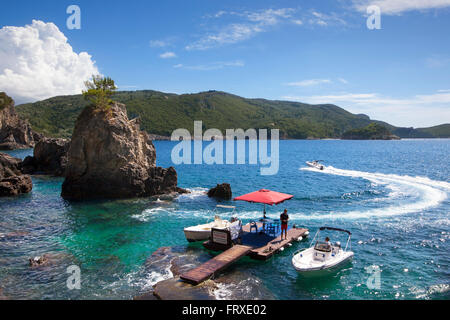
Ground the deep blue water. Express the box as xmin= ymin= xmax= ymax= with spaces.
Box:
xmin=0 ymin=140 xmax=449 ymax=300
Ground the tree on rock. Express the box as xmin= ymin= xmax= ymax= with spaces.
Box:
xmin=82 ymin=75 xmax=117 ymax=110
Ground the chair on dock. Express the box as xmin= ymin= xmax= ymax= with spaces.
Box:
xmin=266 ymin=222 xmax=280 ymax=237
xmin=250 ymin=221 xmax=258 ymax=233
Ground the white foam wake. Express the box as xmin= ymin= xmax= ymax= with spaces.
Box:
xmin=297 ymin=165 xmax=450 ymax=220
xmin=175 ymin=187 xmax=209 ymax=202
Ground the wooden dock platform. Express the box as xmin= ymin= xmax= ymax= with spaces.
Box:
xmin=180 ymin=222 xmax=309 ymax=285
xmin=248 ymin=227 xmax=308 ymax=260
xmin=180 ymin=244 xmax=253 ymax=285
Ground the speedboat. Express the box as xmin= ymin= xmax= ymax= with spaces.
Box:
xmin=306 ymin=160 xmax=324 ymax=170
xmin=292 ymin=227 xmax=354 ymax=276
xmin=184 ymin=205 xmax=237 ymax=242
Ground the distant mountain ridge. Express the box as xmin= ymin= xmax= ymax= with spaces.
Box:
xmin=15 ymin=90 xmax=450 ymax=139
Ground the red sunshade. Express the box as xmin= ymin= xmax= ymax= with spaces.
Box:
xmin=233 ymin=189 xmax=293 ymax=205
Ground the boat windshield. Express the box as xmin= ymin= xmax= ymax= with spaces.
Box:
xmin=314 ymin=241 xmax=332 ymax=252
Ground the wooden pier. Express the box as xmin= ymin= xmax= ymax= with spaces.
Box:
xmin=180 ymin=244 xmax=252 ymax=285
xmin=180 ymin=222 xmax=308 ymax=285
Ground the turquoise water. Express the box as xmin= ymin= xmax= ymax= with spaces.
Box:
xmin=0 ymin=140 xmax=449 ymax=299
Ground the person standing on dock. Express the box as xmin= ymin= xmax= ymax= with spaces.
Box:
xmin=280 ymin=209 xmax=289 ymax=240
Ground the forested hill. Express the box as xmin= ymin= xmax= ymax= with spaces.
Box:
xmin=15 ymin=90 xmax=449 ymax=139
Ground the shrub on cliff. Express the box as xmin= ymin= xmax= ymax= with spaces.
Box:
xmin=82 ymin=75 xmax=117 ymax=111
xmin=0 ymin=92 xmax=13 ymax=110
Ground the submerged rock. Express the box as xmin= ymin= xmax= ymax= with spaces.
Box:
xmin=0 ymin=152 xmax=32 ymax=196
xmin=135 ymin=246 xmax=275 ymax=300
xmin=29 ymin=255 xmax=50 ymax=267
xmin=28 ymin=252 xmax=75 ymax=269
xmin=0 ymin=92 xmax=43 ymax=150
xmin=207 ymin=183 xmax=232 ymax=200
xmin=0 ymin=288 xmax=9 ymax=300
xmin=20 ymin=137 xmax=70 ymax=176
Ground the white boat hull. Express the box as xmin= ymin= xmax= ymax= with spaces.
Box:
xmin=292 ymin=247 xmax=354 ymax=277
xmin=306 ymin=162 xmax=324 ymax=170
xmin=184 ymin=219 xmax=230 ymax=242
xmin=184 ymin=229 xmax=211 ymax=242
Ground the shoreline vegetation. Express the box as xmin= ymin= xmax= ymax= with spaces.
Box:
xmin=14 ymin=90 xmax=449 ymax=140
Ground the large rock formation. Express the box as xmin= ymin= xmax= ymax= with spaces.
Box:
xmin=61 ymin=102 xmax=186 ymax=200
xmin=20 ymin=138 xmax=70 ymax=176
xmin=207 ymin=183 xmax=232 ymax=200
xmin=0 ymin=152 xmax=32 ymax=196
xmin=0 ymin=92 xmax=42 ymax=150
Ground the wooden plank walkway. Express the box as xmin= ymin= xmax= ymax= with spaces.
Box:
xmin=180 ymin=244 xmax=253 ymax=285
xmin=249 ymin=227 xmax=308 ymax=260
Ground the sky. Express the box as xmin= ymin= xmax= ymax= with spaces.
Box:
xmin=0 ymin=0 xmax=450 ymax=128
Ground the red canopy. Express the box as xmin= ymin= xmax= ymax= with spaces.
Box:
xmin=233 ymin=189 xmax=293 ymax=205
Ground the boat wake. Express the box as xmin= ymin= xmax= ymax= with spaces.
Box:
xmin=298 ymin=165 xmax=450 ymax=220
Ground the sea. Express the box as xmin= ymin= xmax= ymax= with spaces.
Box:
xmin=0 ymin=139 xmax=449 ymax=300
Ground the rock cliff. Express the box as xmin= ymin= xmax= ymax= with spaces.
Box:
xmin=0 ymin=152 xmax=32 ymax=196
xmin=21 ymin=138 xmax=70 ymax=176
xmin=0 ymin=92 xmax=42 ymax=150
xmin=61 ymin=102 xmax=185 ymax=200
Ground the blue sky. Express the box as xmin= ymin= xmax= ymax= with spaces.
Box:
xmin=0 ymin=0 xmax=450 ymax=127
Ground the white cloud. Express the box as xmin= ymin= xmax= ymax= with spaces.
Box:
xmin=159 ymin=51 xmax=177 ymax=59
xmin=0 ymin=20 xmax=99 ymax=104
xmin=338 ymin=78 xmax=349 ymax=84
xmin=246 ymin=8 xmax=295 ymax=25
xmin=149 ymin=40 xmax=169 ymax=47
xmin=281 ymin=91 xmax=450 ymax=127
xmin=352 ymin=0 xmax=450 ymax=15
xmin=307 ymin=11 xmax=347 ymax=26
xmin=186 ymin=8 xmax=296 ymax=50
xmin=286 ymin=79 xmax=332 ymax=87
xmin=187 ymin=8 xmax=348 ymax=50
xmin=173 ymin=60 xmax=244 ymax=71
xmin=425 ymin=55 xmax=450 ymax=68
xmin=186 ymin=23 xmax=263 ymax=51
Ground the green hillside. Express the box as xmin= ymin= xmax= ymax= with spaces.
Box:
xmin=416 ymin=124 xmax=450 ymax=138
xmin=15 ymin=90 xmax=450 ymax=139
xmin=342 ymin=123 xmax=399 ymax=140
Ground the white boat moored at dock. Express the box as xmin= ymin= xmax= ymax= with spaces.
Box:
xmin=184 ymin=205 xmax=237 ymax=242
xmin=292 ymin=226 xmax=353 ymax=276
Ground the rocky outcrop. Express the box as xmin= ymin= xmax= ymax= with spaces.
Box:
xmin=207 ymin=183 xmax=232 ymax=200
xmin=61 ymin=102 xmax=186 ymax=200
xmin=0 ymin=92 xmax=43 ymax=150
xmin=0 ymin=152 xmax=32 ymax=196
xmin=20 ymin=138 xmax=70 ymax=176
